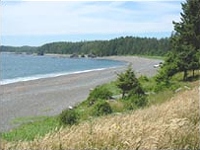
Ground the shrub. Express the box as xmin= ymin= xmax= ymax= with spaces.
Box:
xmin=138 ymin=75 xmax=149 ymax=82
xmin=59 ymin=109 xmax=78 ymax=126
xmin=125 ymin=94 xmax=148 ymax=110
xmin=87 ymin=85 xmax=112 ymax=105
xmin=124 ymin=100 xmax=137 ymax=110
xmin=92 ymin=100 xmax=113 ymax=116
xmin=132 ymin=95 xmax=148 ymax=107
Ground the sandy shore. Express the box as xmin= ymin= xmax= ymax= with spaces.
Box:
xmin=0 ymin=56 xmax=162 ymax=132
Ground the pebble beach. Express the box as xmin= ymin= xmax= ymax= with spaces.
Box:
xmin=0 ymin=56 xmax=162 ymax=132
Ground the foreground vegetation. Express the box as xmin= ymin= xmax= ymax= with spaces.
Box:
xmin=1 ymin=80 xmax=199 ymax=149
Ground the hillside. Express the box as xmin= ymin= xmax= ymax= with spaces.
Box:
xmin=1 ymin=83 xmax=199 ymax=150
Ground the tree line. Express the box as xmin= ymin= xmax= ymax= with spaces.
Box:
xmin=0 ymin=46 xmax=37 ymax=54
xmin=1 ymin=36 xmax=170 ymax=56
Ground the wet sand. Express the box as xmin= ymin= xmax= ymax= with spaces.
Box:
xmin=0 ymin=56 xmax=162 ymax=132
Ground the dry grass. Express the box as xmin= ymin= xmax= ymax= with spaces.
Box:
xmin=1 ymin=85 xmax=199 ymax=150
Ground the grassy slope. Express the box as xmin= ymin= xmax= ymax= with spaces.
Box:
xmin=1 ymin=83 xmax=199 ymax=150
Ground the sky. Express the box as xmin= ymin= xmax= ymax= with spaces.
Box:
xmin=1 ymin=0 xmax=185 ymax=46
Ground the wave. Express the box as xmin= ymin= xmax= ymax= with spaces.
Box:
xmin=0 ymin=67 xmax=118 ymax=85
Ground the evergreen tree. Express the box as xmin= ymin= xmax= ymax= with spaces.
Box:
xmin=168 ymin=0 xmax=200 ymax=80
xmin=116 ymin=66 xmax=144 ymax=99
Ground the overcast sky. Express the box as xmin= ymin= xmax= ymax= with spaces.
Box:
xmin=1 ymin=0 xmax=184 ymax=46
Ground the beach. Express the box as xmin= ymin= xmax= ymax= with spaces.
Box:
xmin=0 ymin=56 xmax=162 ymax=132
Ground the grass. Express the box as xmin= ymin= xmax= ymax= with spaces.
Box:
xmin=1 ymin=116 xmax=59 ymax=141
xmin=11 ymin=116 xmax=48 ymax=125
xmin=147 ymin=89 xmax=174 ymax=105
xmin=109 ymin=100 xmax=125 ymax=113
xmin=101 ymin=81 xmax=121 ymax=96
xmin=1 ymin=83 xmax=199 ymax=150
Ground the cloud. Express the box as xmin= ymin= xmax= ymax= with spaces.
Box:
xmin=1 ymin=1 xmax=184 ymax=37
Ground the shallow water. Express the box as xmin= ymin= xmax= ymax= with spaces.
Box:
xmin=0 ymin=53 xmax=125 ymax=85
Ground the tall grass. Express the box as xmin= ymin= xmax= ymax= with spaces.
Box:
xmin=1 ymin=85 xmax=199 ymax=150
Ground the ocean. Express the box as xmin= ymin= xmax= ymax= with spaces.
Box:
xmin=0 ymin=52 xmax=125 ymax=85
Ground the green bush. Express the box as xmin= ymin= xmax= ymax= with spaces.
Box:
xmin=132 ymin=95 xmax=148 ymax=107
xmin=87 ymin=85 xmax=112 ymax=105
xmin=124 ymin=100 xmax=137 ymax=110
xmin=125 ymin=95 xmax=148 ymax=110
xmin=138 ymin=75 xmax=149 ymax=82
xmin=59 ymin=109 xmax=78 ymax=126
xmin=92 ymin=100 xmax=113 ymax=116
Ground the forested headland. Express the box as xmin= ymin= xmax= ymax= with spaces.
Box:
xmin=0 ymin=46 xmax=38 ymax=54
xmin=1 ymin=36 xmax=170 ymax=56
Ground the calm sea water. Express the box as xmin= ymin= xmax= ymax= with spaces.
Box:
xmin=0 ymin=52 xmax=125 ymax=85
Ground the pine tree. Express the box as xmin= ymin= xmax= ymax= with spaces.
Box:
xmin=116 ymin=66 xmax=144 ymax=99
xmin=164 ymin=0 xmax=200 ymax=80
xmin=173 ymin=0 xmax=200 ymax=79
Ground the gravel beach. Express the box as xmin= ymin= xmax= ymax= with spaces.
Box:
xmin=0 ymin=56 xmax=162 ymax=132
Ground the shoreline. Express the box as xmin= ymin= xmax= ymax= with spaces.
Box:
xmin=0 ymin=56 xmax=162 ymax=132
xmin=0 ymin=53 xmax=126 ymax=86
xmin=0 ymin=66 xmax=122 ymax=86
xmin=0 ymin=55 xmax=161 ymax=86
